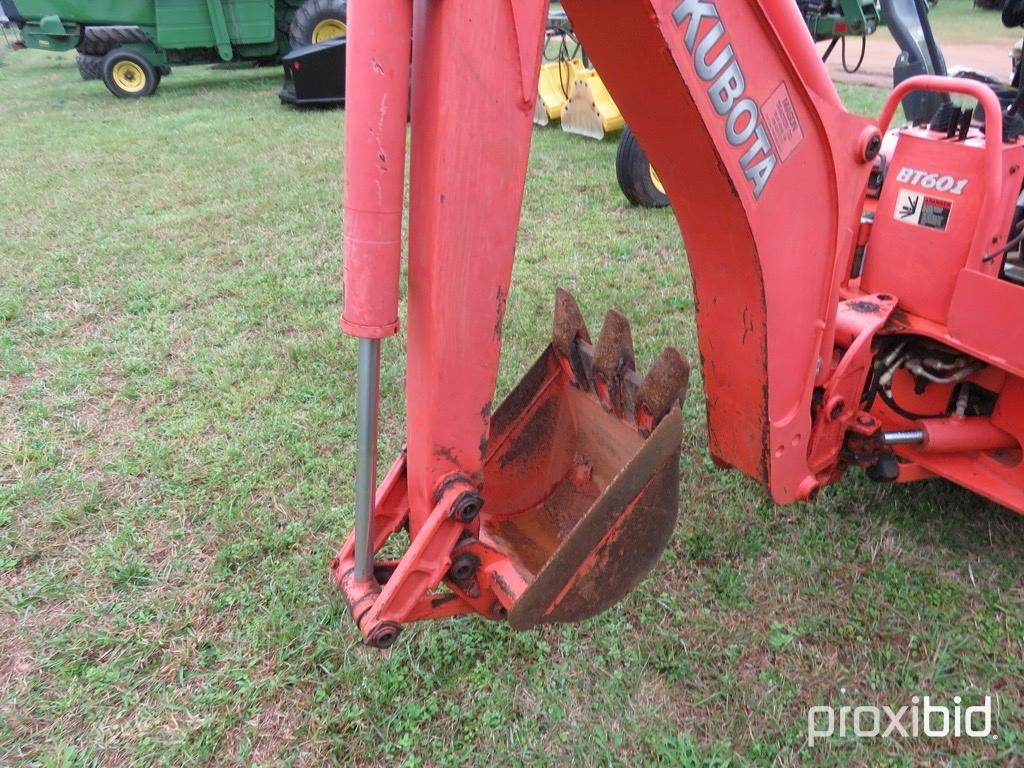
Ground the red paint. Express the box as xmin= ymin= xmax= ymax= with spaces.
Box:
xmin=341 ymin=0 xmax=413 ymax=339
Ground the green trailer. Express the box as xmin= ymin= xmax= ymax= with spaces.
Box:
xmin=795 ymin=0 xmax=934 ymax=74
xmin=2 ymin=0 xmax=347 ymax=97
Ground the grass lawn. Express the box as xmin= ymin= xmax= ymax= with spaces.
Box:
xmin=1 ymin=43 xmax=1023 ymax=768
xmin=929 ymin=0 xmax=1022 ymax=46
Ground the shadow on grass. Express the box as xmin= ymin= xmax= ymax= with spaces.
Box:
xmin=825 ymin=468 xmax=1024 ymax=562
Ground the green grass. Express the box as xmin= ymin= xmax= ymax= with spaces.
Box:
xmin=928 ymin=0 xmax=1021 ymax=46
xmin=1 ymin=48 xmax=1022 ymax=768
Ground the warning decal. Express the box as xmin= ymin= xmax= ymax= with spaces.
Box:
xmin=894 ymin=188 xmax=952 ymax=231
xmin=762 ymin=82 xmax=803 ymax=163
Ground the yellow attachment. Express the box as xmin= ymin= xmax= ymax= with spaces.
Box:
xmin=312 ymin=18 xmax=347 ymax=43
xmin=560 ymin=69 xmax=625 ymax=140
xmin=111 ymin=60 xmax=147 ymax=94
xmin=534 ymin=58 xmax=584 ymax=126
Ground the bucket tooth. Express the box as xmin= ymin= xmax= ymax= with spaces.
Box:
xmin=637 ymin=348 xmax=690 ymax=429
xmin=594 ymin=310 xmax=635 ymax=372
xmin=535 ymin=97 xmax=553 ymax=127
xmin=553 ymin=288 xmax=592 ymax=351
xmin=553 ymin=288 xmax=593 ymax=388
xmin=592 ymin=310 xmax=636 ymax=416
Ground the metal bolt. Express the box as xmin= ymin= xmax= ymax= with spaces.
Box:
xmin=368 ymin=622 xmax=402 ymax=650
xmin=448 ymin=553 xmax=479 ymax=583
xmin=451 ymin=491 xmax=484 ymax=523
xmin=864 ymin=135 xmax=882 ymax=162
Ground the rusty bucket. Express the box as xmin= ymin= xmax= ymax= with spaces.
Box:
xmin=478 ymin=290 xmax=689 ymax=629
xmin=333 ymin=290 xmax=690 ymax=646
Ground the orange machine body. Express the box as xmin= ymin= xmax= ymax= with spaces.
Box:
xmin=861 ymin=132 xmax=1023 ymax=322
xmin=334 ymin=0 xmax=1024 ymax=646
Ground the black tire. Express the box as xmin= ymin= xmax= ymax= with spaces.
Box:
xmin=1004 ymin=0 xmax=1024 ymax=26
xmin=288 ymin=0 xmax=348 ymax=50
xmin=101 ymin=48 xmax=159 ymax=98
xmin=76 ymin=53 xmax=104 ymax=81
xmin=616 ymin=126 xmax=670 ymax=209
xmin=77 ymin=26 xmax=148 ymax=56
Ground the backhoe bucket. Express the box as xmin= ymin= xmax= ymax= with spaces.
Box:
xmin=332 ymin=291 xmax=689 ymax=645
xmin=478 ymin=291 xmax=689 ymax=629
xmin=534 ymin=58 xmax=584 ymax=126
xmin=560 ymin=69 xmax=625 ymax=140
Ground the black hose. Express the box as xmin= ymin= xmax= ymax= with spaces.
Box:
xmin=877 ymin=388 xmax=947 ymax=421
xmin=841 ymin=35 xmax=867 ymax=74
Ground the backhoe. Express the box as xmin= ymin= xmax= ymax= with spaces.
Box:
xmin=333 ymin=0 xmax=1023 ymax=647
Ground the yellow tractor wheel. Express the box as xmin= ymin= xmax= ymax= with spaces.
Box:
xmin=649 ymin=165 xmax=666 ymax=196
xmin=101 ymin=48 xmax=159 ymax=98
xmin=616 ymin=126 xmax=670 ymax=209
xmin=312 ymin=18 xmax=347 ymax=42
xmin=289 ymin=0 xmax=348 ymax=49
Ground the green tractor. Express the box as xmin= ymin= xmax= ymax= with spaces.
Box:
xmin=1 ymin=0 xmax=347 ymax=97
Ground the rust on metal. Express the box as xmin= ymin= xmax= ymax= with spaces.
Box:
xmin=552 ymin=288 xmax=592 ymax=355
xmin=637 ymin=347 xmax=691 ymax=424
xmin=848 ymin=300 xmax=881 ymax=314
xmin=498 ymin=396 xmax=560 ymax=469
xmin=504 ymin=407 xmax=683 ymax=630
xmin=593 ymin=309 xmax=636 ymax=376
xmin=431 ymin=472 xmax=476 ymax=506
xmin=430 ymin=592 xmax=461 ymax=609
xmin=492 ymin=571 xmax=517 ymax=598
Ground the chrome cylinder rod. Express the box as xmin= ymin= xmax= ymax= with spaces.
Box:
xmin=882 ymin=430 xmax=926 ymax=446
xmin=354 ymin=337 xmax=382 ymax=584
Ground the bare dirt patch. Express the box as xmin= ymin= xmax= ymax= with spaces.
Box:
xmin=246 ymin=694 xmax=306 ymax=766
xmin=0 ymin=625 xmax=36 ymax=709
xmin=824 ymin=39 xmax=1016 ymax=90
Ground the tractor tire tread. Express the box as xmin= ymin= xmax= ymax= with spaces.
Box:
xmin=288 ymin=0 xmax=348 ymax=50
xmin=101 ymin=48 xmax=159 ymax=98
xmin=78 ymin=26 xmax=149 ymax=56
xmin=615 ymin=126 xmax=670 ymax=209
xmin=76 ymin=53 xmax=104 ymax=81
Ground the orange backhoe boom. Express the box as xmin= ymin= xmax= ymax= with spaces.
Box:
xmin=565 ymin=0 xmax=880 ymax=500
